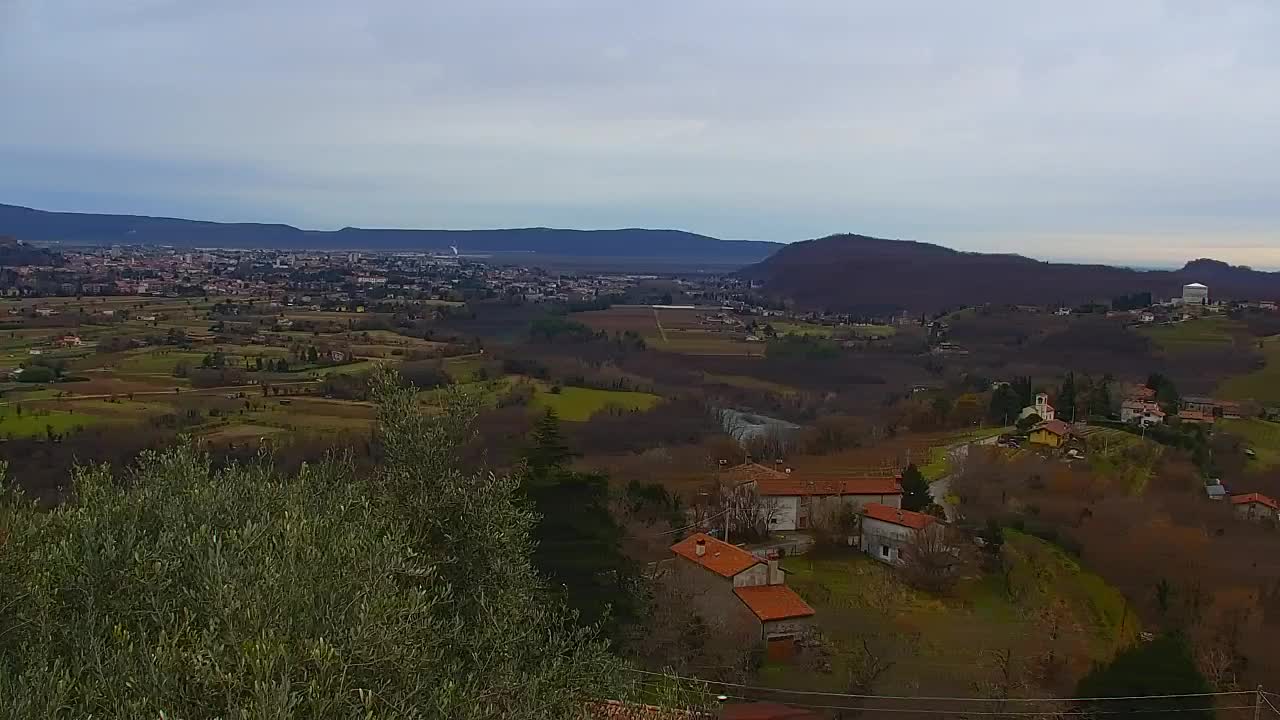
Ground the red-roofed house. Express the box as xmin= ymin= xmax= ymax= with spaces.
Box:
xmin=860 ymin=503 xmax=941 ymax=564
xmin=669 ymin=534 xmax=815 ymax=659
xmin=738 ymin=469 xmax=901 ymax=532
xmin=1232 ymin=493 xmax=1280 ymax=523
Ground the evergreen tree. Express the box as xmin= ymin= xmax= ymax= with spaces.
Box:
xmin=522 ymin=410 xmax=636 ymax=636
xmin=988 ymin=384 xmax=1023 ymax=425
xmin=900 ymin=463 xmax=932 ymax=512
xmin=1075 ymin=634 xmax=1212 ymax=719
xmin=1058 ymin=372 xmax=1077 ymax=422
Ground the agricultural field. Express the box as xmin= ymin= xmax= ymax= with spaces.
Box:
xmin=0 ymin=406 xmax=108 ymax=439
xmin=1139 ymin=316 xmax=1244 ymax=353
xmin=0 ymin=295 xmax=471 ymax=448
xmin=575 ymin=305 xmax=765 ymax=356
xmin=1079 ymin=427 xmax=1163 ymax=494
xmin=763 ymin=531 xmax=1135 ymax=696
xmin=701 ymin=373 xmax=800 ymax=395
xmin=1218 ymin=336 xmax=1280 ymax=404
xmin=769 ymin=320 xmax=835 ymax=337
xmin=530 ymin=385 xmax=661 ymax=421
xmin=1220 ymin=418 xmax=1280 ymax=472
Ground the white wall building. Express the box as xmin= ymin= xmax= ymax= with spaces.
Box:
xmin=1183 ymin=283 xmax=1209 ymax=306
xmin=1019 ymin=392 xmax=1055 ymax=422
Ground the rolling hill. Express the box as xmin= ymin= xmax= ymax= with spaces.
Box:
xmin=0 ymin=203 xmax=780 ymax=264
xmin=740 ymin=233 xmax=1280 ymax=312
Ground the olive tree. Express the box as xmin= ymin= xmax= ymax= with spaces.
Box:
xmin=0 ymin=368 xmax=698 ymax=719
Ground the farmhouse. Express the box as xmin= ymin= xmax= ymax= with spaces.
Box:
xmin=669 ymin=533 xmax=815 ymax=659
xmin=755 ymin=476 xmax=902 ymax=532
xmin=1029 ymin=419 xmax=1076 ymax=449
xmin=860 ymin=503 xmax=939 ymax=565
xmin=723 ymin=463 xmax=903 ymax=532
xmin=55 ymin=334 xmax=83 ymax=348
xmin=1231 ymin=493 xmax=1279 ymax=523
xmin=1121 ymin=400 xmax=1166 ymax=427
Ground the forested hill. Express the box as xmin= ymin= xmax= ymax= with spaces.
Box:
xmin=0 ymin=203 xmax=780 ymax=263
xmin=739 ymin=233 xmax=1280 ymax=312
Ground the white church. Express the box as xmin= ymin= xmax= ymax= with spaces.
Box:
xmin=1020 ymin=393 xmax=1055 ymax=422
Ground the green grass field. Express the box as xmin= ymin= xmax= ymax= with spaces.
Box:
xmin=1218 ymin=338 xmax=1280 ymax=404
xmin=1140 ymin=316 xmax=1242 ymax=353
xmin=765 ymin=534 xmax=1134 ymax=694
xmin=1220 ymin=418 xmax=1280 ymax=471
xmin=114 ymin=349 xmax=208 ymax=374
xmin=0 ymin=408 xmax=106 ymax=438
xmin=530 ymin=385 xmax=661 ymax=421
xmin=770 ymin=321 xmax=835 ymax=337
xmin=1082 ymin=428 xmax=1164 ymax=494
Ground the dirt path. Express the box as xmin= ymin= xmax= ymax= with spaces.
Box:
xmin=652 ymin=309 xmax=669 ymax=343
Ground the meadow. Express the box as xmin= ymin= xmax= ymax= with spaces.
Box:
xmin=530 ymin=385 xmax=661 ymax=421
xmin=1218 ymin=337 xmax=1280 ymax=404
xmin=1139 ymin=316 xmax=1243 ymax=353
xmin=763 ymin=531 xmax=1134 ymax=696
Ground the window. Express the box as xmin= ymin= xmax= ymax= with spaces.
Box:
xmin=880 ymin=544 xmax=891 ymax=559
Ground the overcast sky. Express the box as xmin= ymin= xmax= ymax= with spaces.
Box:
xmin=2 ymin=1 xmax=1279 ymax=267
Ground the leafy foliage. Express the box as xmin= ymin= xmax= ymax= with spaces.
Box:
xmin=0 ymin=368 xmax=684 ymax=718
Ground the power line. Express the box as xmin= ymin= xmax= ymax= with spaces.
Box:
xmin=1261 ymin=692 xmax=1280 ymax=717
xmin=632 ymin=683 xmax=1253 ymax=716
xmin=626 ymin=668 xmax=1253 ymax=703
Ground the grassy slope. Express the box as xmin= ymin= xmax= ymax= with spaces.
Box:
xmin=1220 ymin=418 xmax=1280 ymax=471
xmin=530 ymin=385 xmax=661 ymax=422
xmin=1218 ymin=337 xmax=1280 ymax=404
xmin=1139 ymin=316 xmax=1242 ymax=353
xmin=764 ymin=533 xmax=1134 ymax=694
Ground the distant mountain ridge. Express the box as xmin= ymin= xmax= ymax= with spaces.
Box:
xmin=740 ymin=233 xmax=1280 ymax=312
xmin=0 ymin=203 xmax=781 ymax=263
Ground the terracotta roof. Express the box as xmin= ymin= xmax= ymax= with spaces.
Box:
xmin=755 ymin=476 xmax=901 ymax=497
xmin=862 ymin=502 xmax=937 ymax=530
xmin=1231 ymin=493 xmax=1279 ymax=510
xmin=721 ymin=702 xmax=823 ymax=720
xmin=1032 ymin=420 xmax=1074 ymax=437
xmin=1179 ymin=409 xmax=1215 ymax=423
xmin=720 ymin=462 xmax=790 ymax=484
xmin=670 ymin=532 xmax=761 ymax=578
xmin=1127 ymin=386 xmax=1157 ymax=401
xmin=733 ymin=585 xmax=817 ymax=622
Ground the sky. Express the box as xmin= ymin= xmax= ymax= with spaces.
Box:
xmin=1 ymin=1 xmax=1279 ymax=268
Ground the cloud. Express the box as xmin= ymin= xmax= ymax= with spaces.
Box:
xmin=1 ymin=0 xmax=1278 ymax=266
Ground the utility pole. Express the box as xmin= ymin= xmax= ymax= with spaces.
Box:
xmin=1254 ymin=685 xmax=1262 ymax=720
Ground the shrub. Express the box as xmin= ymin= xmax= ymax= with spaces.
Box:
xmin=0 ymin=370 xmax=699 ymax=717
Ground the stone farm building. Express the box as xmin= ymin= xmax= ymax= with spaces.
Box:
xmin=669 ymin=533 xmax=815 ymax=660
xmin=860 ymin=503 xmax=939 ymax=565
xmin=721 ymin=462 xmax=902 ymax=532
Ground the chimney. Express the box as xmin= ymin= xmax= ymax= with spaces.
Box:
xmin=774 ymin=459 xmax=783 ymax=466
xmin=767 ymin=550 xmax=783 ymax=585
xmin=785 ymin=468 xmax=792 ymax=474
xmin=718 ymin=459 xmax=727 ymax=467
xmin=695 ymin=539 xmax=706 ymax=558
xmin=897 ymin=510 xmax=905 ymax=522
